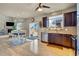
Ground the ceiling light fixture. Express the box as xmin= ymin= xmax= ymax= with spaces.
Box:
xmin=35 ymin=3 xmax=50 ymax=12
xmin=37 ymin=7 xmax=43 ymax=11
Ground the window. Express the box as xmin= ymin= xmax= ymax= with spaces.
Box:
xmin=48 ymin=14 xmax=64 ymax=28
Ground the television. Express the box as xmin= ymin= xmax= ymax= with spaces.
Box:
xmin=6 ymin=22 xmax=14 ymax=26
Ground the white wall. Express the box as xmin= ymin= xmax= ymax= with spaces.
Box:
xmin=14 ymin=18 xmax=32 ymax=35
xmin=0 ymin=15 xmax=6 ymax=30
xmin=0 ymin=15 xmax=32 ymax=35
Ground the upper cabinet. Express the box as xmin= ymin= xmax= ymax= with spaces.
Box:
xmin=42 ymin=11 xmax=77 ymax=27
xmin=43 ymin=17 xmax=49 ymax=27
xmin=64 ymin=11 xmax=77 ymax=26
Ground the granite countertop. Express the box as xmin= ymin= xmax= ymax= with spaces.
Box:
xmin=40 ymin=27 xmax=76 ymax=35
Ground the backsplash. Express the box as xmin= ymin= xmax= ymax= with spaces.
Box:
xmin=41 ymin=26 xmax=77 ymax=35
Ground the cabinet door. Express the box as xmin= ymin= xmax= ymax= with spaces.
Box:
xmin=64 ymin=11 xmax=77 ymax=26
xmin=48 ymin=33 xmax=63 ymax=45
xmin=54 ymin=34 xmax=63 ymax=45
xmin=43 ymin=17 xmax=48 ymax=27
xmin=72 ymin=11 xmax=77 ymax=26
xmin=64 ymin=12 xmax=72 ymax=26
xmin=62 ymin=35 xmax=72 ymax=47
xmin=48 ymin=33 xmax=55 ymax=44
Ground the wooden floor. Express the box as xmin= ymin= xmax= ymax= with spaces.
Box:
xmin=0 ymin=37 xmax=75 ymax=56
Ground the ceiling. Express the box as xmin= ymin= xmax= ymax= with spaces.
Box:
xmin=0 ymin=3 xmax=76 ymax=18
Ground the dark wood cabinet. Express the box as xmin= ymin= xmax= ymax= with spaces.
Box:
xmin=72 ymin=12 xmax=77 ymax=26
xmin=62 ymin=35 xmax=72 ymax=47
xmin=43 ymin=17 xmax=48 ymax=27
xmin=41 ymin=32 xmax=76 ymax=48
xmin=54 ymin=34 xmax=63 ymax=45
xmin=48 ymin=33 xmax=63 ymax=45
xmin=48 ymin=33 xmax=72 ymax=48
xmin=64 ymin=11 xmax=77 ymax=26
xmin=48 ymin=33 xmax=56 ymax=44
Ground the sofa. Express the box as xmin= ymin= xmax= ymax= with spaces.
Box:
xmin=0 ymin=29 xmax=9 ymax=38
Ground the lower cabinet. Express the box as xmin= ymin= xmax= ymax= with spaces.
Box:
xmin=41 ymin=32 xmax=75 ymax=48
xmin=62 ymin=35 xmax=72 ymax=48
xmin=48 ymin=33 xmax=55 ymax=44
xmin=54 ymin=34 xmax=63 ymax=45
xmin=48 ymin=33 xmax=73 ymax=48
xmin=48 ymin=33 xmax=63 ymax=45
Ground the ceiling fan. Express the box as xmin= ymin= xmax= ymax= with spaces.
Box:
xmin=35 ymin=3 xmax=50 ymax=11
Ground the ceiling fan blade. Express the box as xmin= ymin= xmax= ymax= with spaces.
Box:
xmin=35 ymin=3 xmax=41 ymax=11
xmin=35 ymin=7 xmax=39 ymax=11
xmin=39 ymin=3 xmax=41 ymax=7
xmin=42 ymin=5 xmax=50 ymax=8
